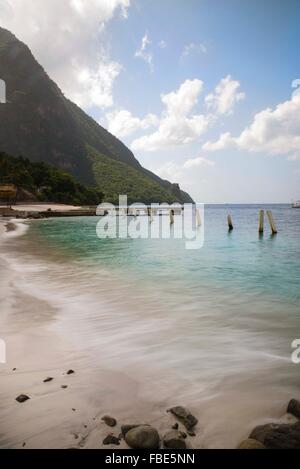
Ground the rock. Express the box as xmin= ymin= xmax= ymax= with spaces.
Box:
xmin=13 ymin=368 xmax=17 ymax=372
xmin=250 ymin=422 xmax=300 ymax=449
xmin=72 ymin=408 xmax=76 ymax=412
xmin=249 ymin=423 xmax=286 ymax=444
xmin=43 ymin=377 xmax=53 ymax=383
xmin=168 ymin=406 xmax=198 ymax=430
xmin=238 ymin=438 xmax=266 ymax=449
xmin=61 ymin=385 xmax=68 ymax=389
xmin=125 ymin=425 xmax=160 ymax=449
xmin=103 ymin=435 xmax=120 ymax=446
xmin=287 ymin=399 xmax=300 ymax=419
xmin=101 ymin=415 xmax=117 ymax=427
xmin=121 ymin=424 xmax=140 ymax=437
xmin=16 ymin=394 xmax=30 ymax=403
xmin=172 ymin=423 xmax=179 ymax=430
xmin=187 ymin=431 xmax=195 ymax=437
xmin=67 ymin=370 xmax=75 ymax=375
xmin=163 ymin=430 xmax=186 ymax=449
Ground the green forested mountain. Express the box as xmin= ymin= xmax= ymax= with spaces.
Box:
xmin=0 ymin=152 xmax=103 ymax=205
xmin=0 ymin=27 xmax=193 ymax=204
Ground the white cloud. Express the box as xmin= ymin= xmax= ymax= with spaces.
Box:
xmin=134 ymin=33 xmax=153 ymax=72
xmin=155 ymin=156 xmax=215 ymax=189
xmin=203 ymin=94 xmax=300 ymax=159
xmin=0 ymin=0 xmax=130 ymax=109
xmin=181 ymin=42 xmax=207 ymax=59
xmin=205 ymin=75 xmax=245 ymax=116
xmin=74 ymin=61 xmax=122 ymax=109
xmin=183 ymin=156 xmax=215 ymax=169
xmin=106 ymin=109 xmax=159 ymax=138
xmin=131 ymin=79 xmax=209 ymax=151
xmin=158 ymin=40 xmax=167 ymax=49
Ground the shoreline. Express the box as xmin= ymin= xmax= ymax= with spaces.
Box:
xmin=0 ymin=219 xmax=201 ymax=449
xmin=0 ymin=203 xmax=97 ymax=219
xmin=0 ymin=218 xmax=299 ymax=449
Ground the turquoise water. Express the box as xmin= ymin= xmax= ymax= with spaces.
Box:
xmin=2 ymin=204 xmax=300 ymax=447
xmin=30 ymin=204 xmax=300 ymax=301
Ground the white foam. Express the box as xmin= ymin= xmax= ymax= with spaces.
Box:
xmin=1 ymin=219 xmax=29 ymax=239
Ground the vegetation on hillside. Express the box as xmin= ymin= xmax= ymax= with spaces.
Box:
xmin=87 ymin=145 xmax=181 ymax=204
xmin=0 ymin=152 xmax=103 ymax=205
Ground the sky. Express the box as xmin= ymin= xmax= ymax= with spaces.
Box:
xmin=0 ymin=0 xmax=300 ymax=203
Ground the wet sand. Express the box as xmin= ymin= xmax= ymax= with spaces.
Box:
xmin=0 ymin=220 xmax=200 ymax=449
xmin=0 ymin=218 xmax=298 ymax=449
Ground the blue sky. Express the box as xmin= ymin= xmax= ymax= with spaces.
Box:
xmin=1 ymin=0 xmax=300 ymax=202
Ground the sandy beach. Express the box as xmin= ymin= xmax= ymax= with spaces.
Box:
xmin=1 ymin=214 xmax=299 ymax=450
xmin=0 ymin=203 xmax=85 ymax=213
xmin=0 ymin=219 xmax=202 ymax=449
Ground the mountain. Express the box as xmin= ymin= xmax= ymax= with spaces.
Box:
xmin=0 ymin=27 xmax=193 ymax=204
xmin=0 ymin=152 xmax=104 ymax=206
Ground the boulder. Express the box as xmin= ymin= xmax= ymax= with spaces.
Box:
xmin=250 ymin=422 xmax=300 ymax=449
xmin=168 ymin=406 xmax=198 ymax=430
xmin=163 ymin=430 xmax=186 ymax=449
xmin=125 ymin=425 xmax=160 ymax=449
xmin=103 ymin=434 xmax=120 ymax=446
xmin=238 ymin=438 xmax=266 ymax=449
xmin=101 ymin=415 xmax=117 ymax=427
xmin=43 ymin=377 xmax=53 ymax=383
xmin=121 ymin=425 xmax=139 ymax=437
xmin=287 ymin=399 xmax=300 ymax=419
xmin=16 ymin=394 xmax=30 ymax=403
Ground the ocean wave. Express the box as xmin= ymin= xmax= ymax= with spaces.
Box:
xmin=1 ymin=219 xmax=29 ymax=239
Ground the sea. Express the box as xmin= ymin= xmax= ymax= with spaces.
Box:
xmin=0 ymin=204 xmax=300 ymax=448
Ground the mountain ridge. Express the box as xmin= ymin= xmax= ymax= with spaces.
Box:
xmin=0 ymin=27 xmax=193 ymax=204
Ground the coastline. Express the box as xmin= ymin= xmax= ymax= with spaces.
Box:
xmin=0 ymin=217 xmax=299 ymax=449
xmin=0 ymin=219 xmax=201 ymax=449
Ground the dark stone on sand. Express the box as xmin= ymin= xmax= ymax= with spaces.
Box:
xmin=250 ymin=422 xmax=300 ymax=449
xmin=43 ymin=377 xmax=54 ymax=383
xmin=163 ymin=430 xmax=186 ymax=449
xmin=121 ymin=424 xmax=140 ymax=437
xmin=168 ymin=406 xmax=198 ymax=430
xmin=238 ymin=438 xmax=266 ymax=449
xmin=172 ymin=423 xmax=179 ymax=430
xmin=61 ymin=385 xmax=68 ymax=389
xmin=103 ymin=435 xmax=120 ymax=446
xmin=72 ymin=408 xmax=76 ymax=412
xmin=13 ymin=368 xmax=17 ymax=372
xmin=16 ymin=394 xmax=30 ymax=403
xmin=125 ymin=425 xmax=160 ymax=449
xmin=287 ymin=399 xmax=300 ymax=419
xmin=101 ymin=415 xmax=117 ymax=427
xmin=67 ymin=370 xmax=75 ymax=375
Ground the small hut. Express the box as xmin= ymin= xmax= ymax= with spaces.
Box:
xmin=0 ymin=184 xmax=17 ymax=207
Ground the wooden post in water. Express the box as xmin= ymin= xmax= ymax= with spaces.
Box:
xmin=258 ymin=210 xmax=264 ymax=234
xmin=227 ymin=214 xmax=233 ymax=231
xmin=266 ymin=210 xmax=278 ymax=234
xmin=169 ymin=209 xmax=175 ymax=225
xmin=196 ymin=209 xmax=201 ymax=227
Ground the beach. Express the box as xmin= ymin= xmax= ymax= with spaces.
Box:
xmin=0 ymin=219 xmax=204 ymax=449
xmin=0 ymin=206 xmax=300 ymax=449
